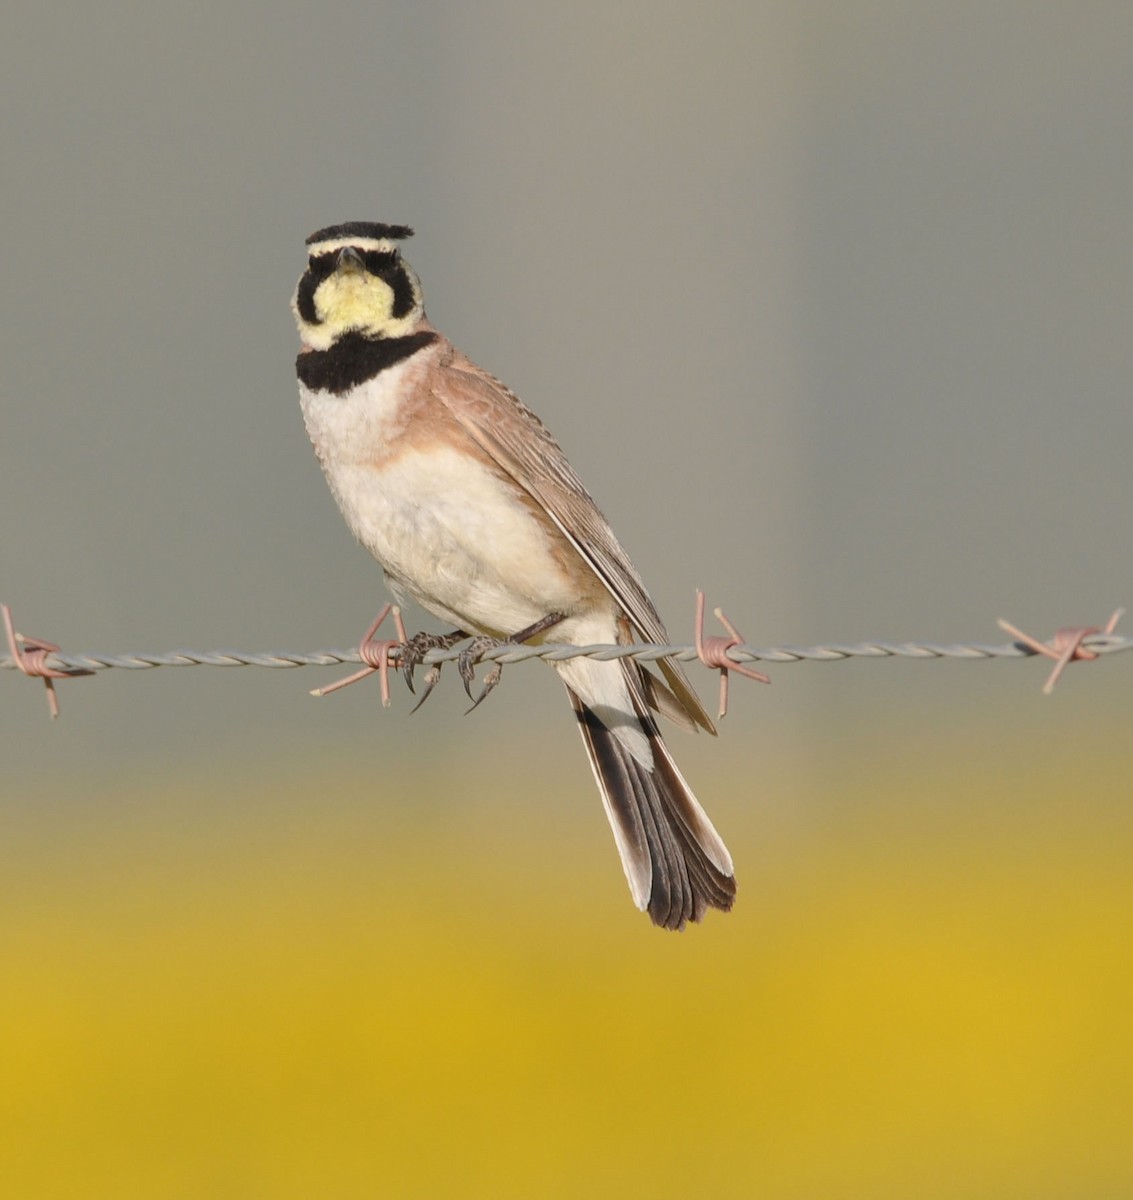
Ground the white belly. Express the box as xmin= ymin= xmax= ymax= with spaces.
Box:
xmin=300 ymin=373 xmax=584 ymax=637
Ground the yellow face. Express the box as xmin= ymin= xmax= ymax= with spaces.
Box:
xmin=292 ymin=240 xmax=424 ymax=351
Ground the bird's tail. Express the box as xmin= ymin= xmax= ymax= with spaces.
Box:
xmin=567 ymin=663 xmax=735 ymax=930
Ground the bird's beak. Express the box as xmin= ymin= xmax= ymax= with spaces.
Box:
xmin=336 ymin=246 xmax=366 ymax=275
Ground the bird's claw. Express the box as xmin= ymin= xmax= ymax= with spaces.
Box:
xmin=458 ymin=635 xmax=505 ymax=713
xmin=408 ymin=664 xmax=443 ymax=714
xmin=400 ymin=628 xmax=466 ymax=711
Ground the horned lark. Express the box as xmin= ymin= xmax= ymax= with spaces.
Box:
xmin=292 ymin=221 xmax=735 ymax=929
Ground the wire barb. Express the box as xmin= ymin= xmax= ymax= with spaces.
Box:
xmin=997 ymin=609 xmax=1125 ymax=695
xmin=693 ymin=590 xmax=771 ymax=718
xmin=309 ymin=603 xmax=409 ymax=707
xmin=1 ymin=603 xmax=93 ymax=719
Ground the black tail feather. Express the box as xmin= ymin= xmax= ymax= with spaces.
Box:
xmin=570 ymin=683 xmax=735 ymax=930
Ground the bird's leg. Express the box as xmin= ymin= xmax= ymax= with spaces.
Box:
xmin=459 ymin=611 xmax=566 ymax=713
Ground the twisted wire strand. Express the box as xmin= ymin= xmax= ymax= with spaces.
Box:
xmin=3 ymin=631 xmax=1130 ymax=676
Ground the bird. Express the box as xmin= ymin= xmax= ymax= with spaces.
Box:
xmin=292 ymin=221 xmax=735 ymax=929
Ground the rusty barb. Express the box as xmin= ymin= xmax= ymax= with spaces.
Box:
xmin=2 ymin=603 xmax=93 ymax=719
xmin=308 ymin=602 xmax=409 ymax=708
xmin=693 ymin=589 xmax=771 ymax=719
xmin=998 ymin=609 xmax=1125 ymax=696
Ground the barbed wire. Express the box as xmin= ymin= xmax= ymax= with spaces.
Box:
xmin=3 ymin=631 xmax=1131 ymax=675
xmin=2 ymin=598 xmax=1127 ymax=718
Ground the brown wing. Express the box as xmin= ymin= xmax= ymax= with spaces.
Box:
xmin=431 ymin=346 xmax=715 ymax=734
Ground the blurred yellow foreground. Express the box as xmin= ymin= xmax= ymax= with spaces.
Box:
xmin=3 ymin=717 xmax=1132 ymax=1199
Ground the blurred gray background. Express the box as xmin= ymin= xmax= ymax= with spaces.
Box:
xmin=2 ymin=2 xmax=1130 ymax=816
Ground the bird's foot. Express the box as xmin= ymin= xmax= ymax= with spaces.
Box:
xmin=458 ymin=611 xmax=566 ymax=714
xmin=401 ymin=628 xmax=468 ymax=713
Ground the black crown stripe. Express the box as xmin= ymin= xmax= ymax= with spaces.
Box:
xmin=306 ymin=221 xmax=414 ymax=245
